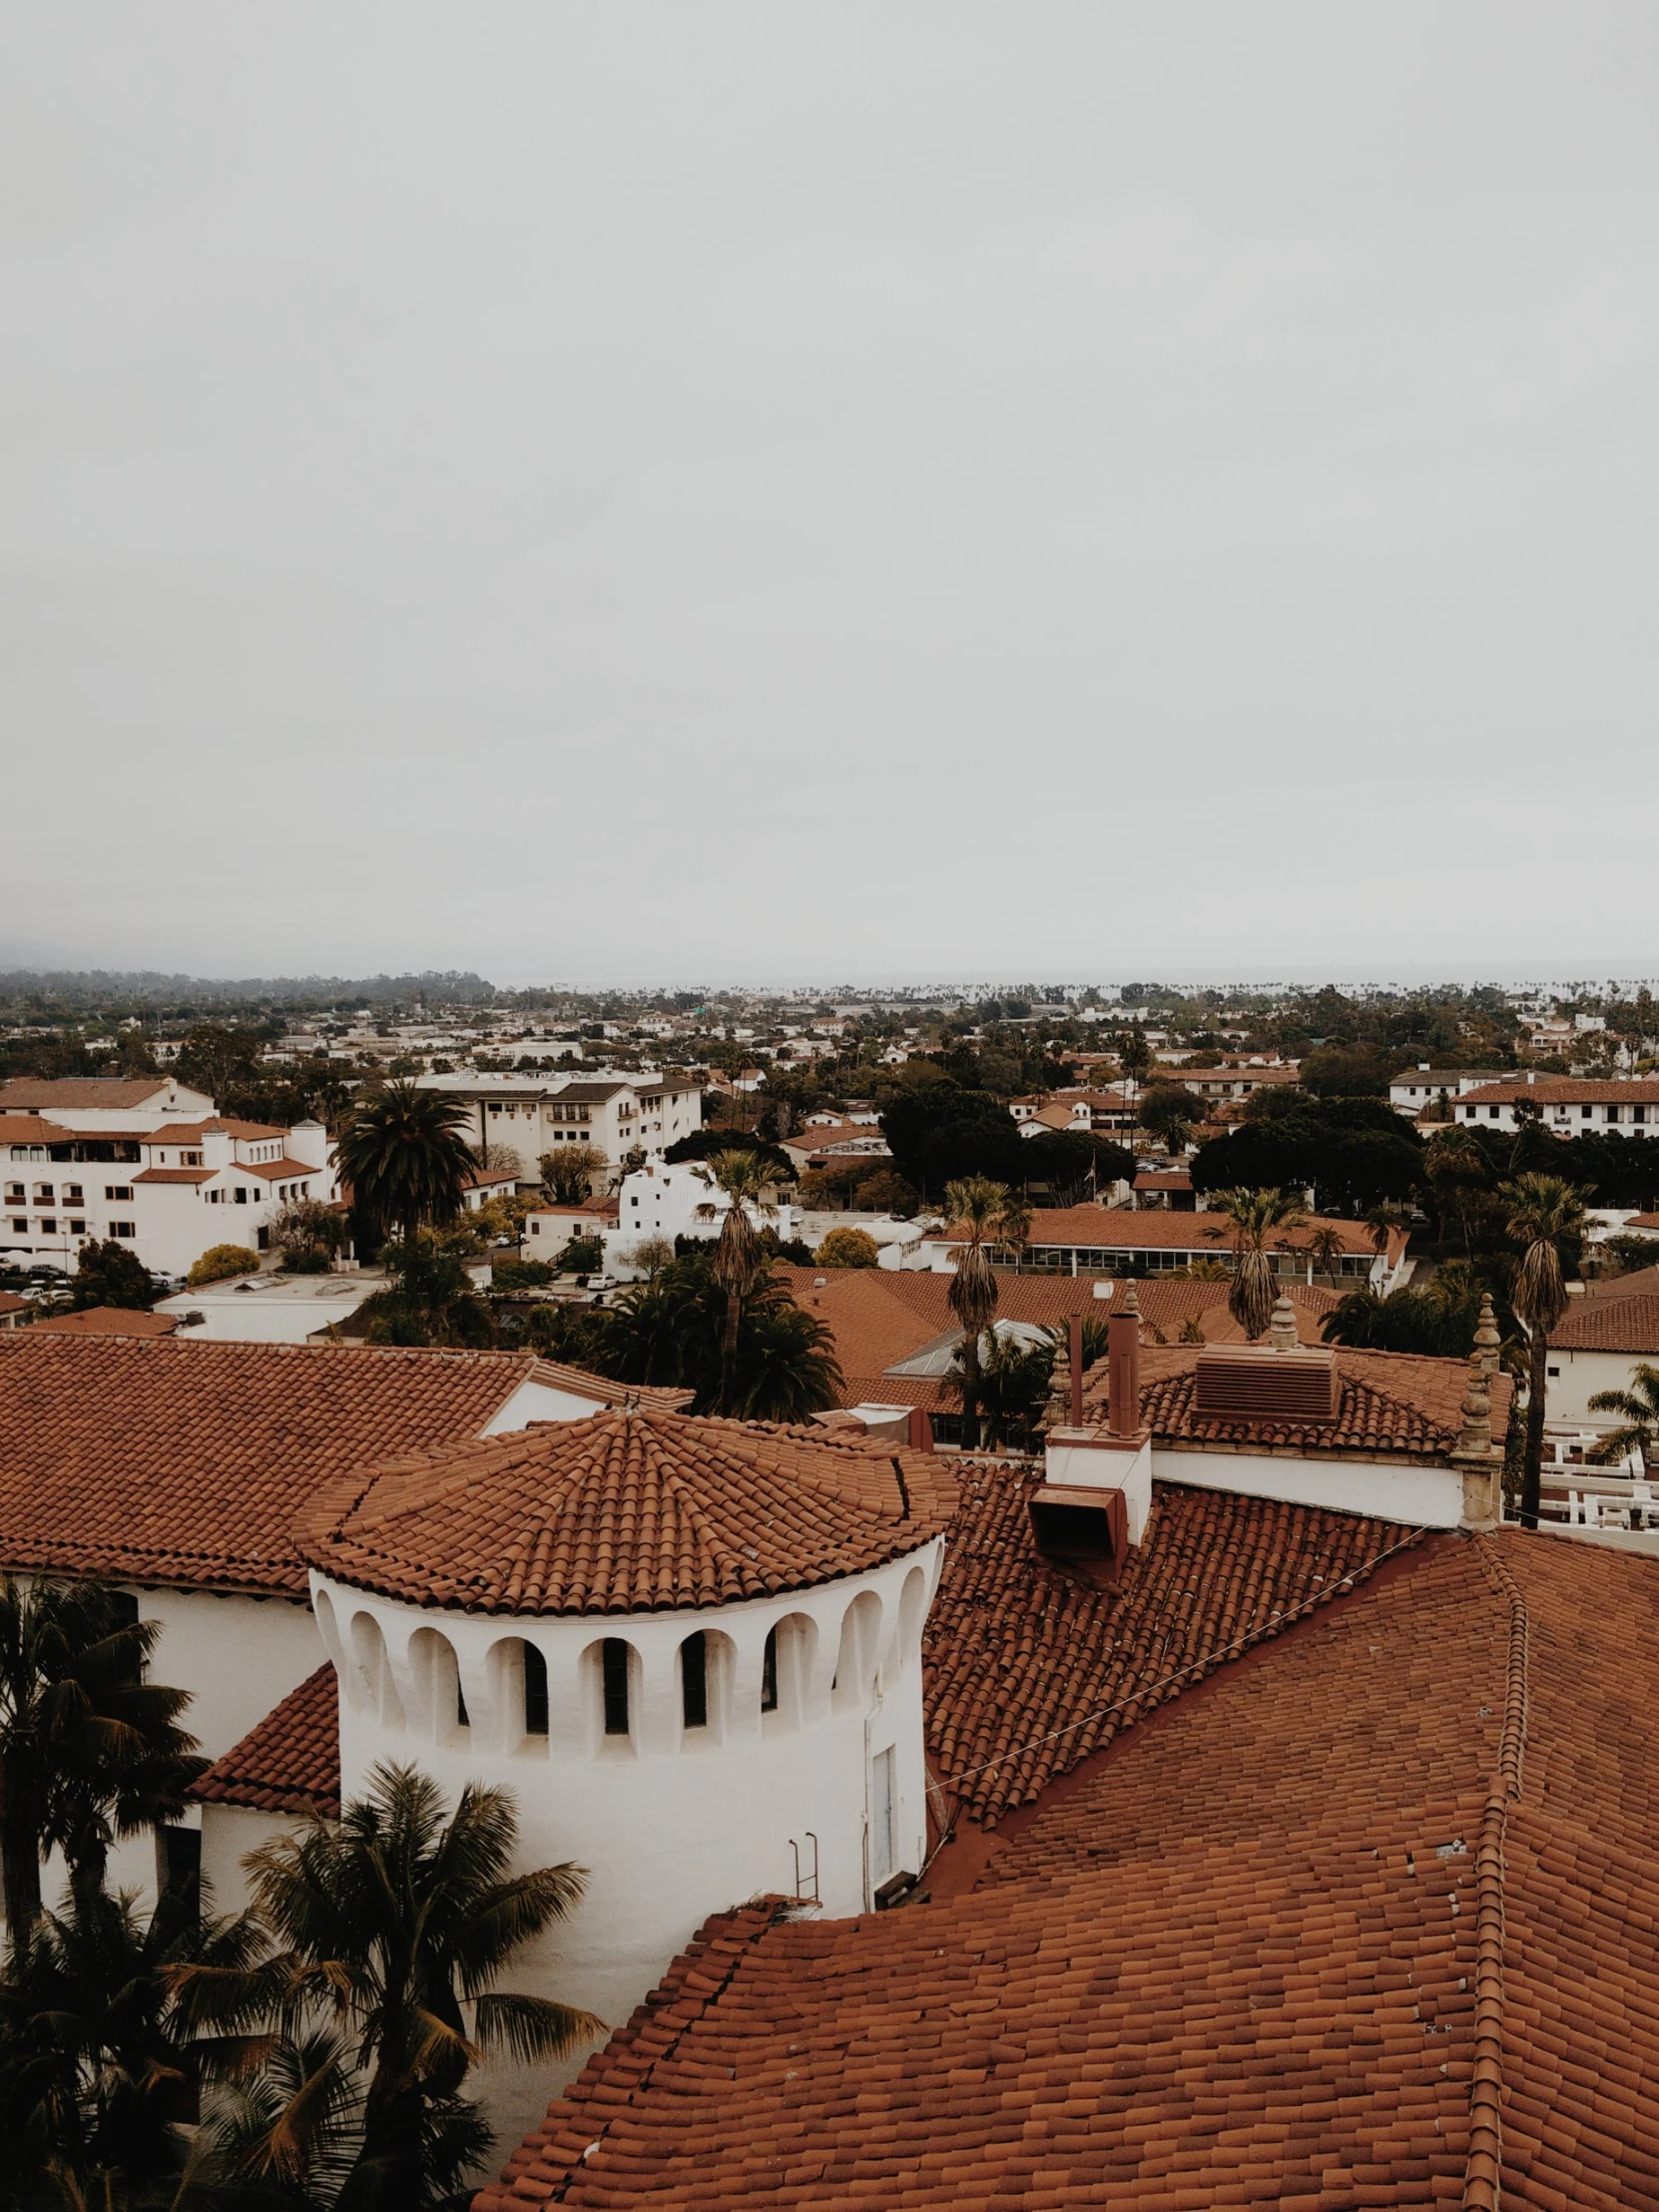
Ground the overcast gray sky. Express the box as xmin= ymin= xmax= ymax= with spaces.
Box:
xmin=3 ymin=5 xmax=1656 ymax=986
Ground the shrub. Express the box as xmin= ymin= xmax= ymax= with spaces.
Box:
xmin=815 ymin=1227 xmax=880 ymax=1270
xmin=278 ymin=1245 xmax=331 ymax=1274
xmin=555 ymin=1236 xmax=607 ymax=1275
xmin=187 ymin=1243 xmax=258 ymax=1286
xmin=491 ymin=1256 xmax=555 ymax=1291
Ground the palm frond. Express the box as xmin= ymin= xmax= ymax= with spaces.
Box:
xmin=473 ymin=1990 xmax=605 ymax=2065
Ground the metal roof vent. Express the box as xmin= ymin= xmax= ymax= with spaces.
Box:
xmin=1193 ymin=1345 xmax=1339 ymax=1422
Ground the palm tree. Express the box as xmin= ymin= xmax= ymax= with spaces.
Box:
xmin=1364 ymin=1200 xmax=1412 ymax=1265
xmin=1306 ymin=1225 xmax=1347 ymax=1285
xmin=0 ymin=1577 xmax=203 ymax=1936
xmin=0 ymin=1878 xmax=265 ymax=2207
xmin=334 ymin=1081 xmax=478 ymax=1251
xmin=171 ymin=1761 xmax=600 ymax=2210
xmin=1501 ymin=1172 xmax=1588 ymax=1528
xmin=703 ymin=1149 xmax=780 ymax=1414
xmin=947 ymin=1331 xmax=1053 ymax=1452
xmin=1589 ymin=1364 xmax=1659 ymax=1469
xmin=1204 ymin=1187 xmax=1309 ymax=1342
xmin=942 ymin=1177 xmax=1027 ymax=1448
xmin=588 ymin=1256 xmax=841 ymax=1419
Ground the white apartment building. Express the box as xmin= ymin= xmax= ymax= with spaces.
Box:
xmin=1 ymin=1110 xmax=335 ymax=1280
xmin=1387 ymin=1067 xmax=1493 ymax=1115
xmin=1453 ymin=1076 xmax=1659 ymax=1135
xmin=417 ymin=1073 xmax=701 ymax=1181
xmin=524 ymin=1159 xmax=797 ymax=1280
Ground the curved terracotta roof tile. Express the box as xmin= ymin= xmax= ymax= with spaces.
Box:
xmin=189 ymin=1664 xmax=339 ymax=1819
xmin=296 ymin=1408 xmax=956 ymax=1616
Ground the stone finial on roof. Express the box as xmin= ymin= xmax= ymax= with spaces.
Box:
xmin=1474 ymin=1293 xmax=1501 ymax=1382
xmin=1451 ymin=1360 xmax=1492 ymax=1461
xmin=1451 ymin=1341 xmax=1501 ymax=1528
xmin=1120 ymin=1284 xmax=1140 ymax=1319
xmin=1268 ymin=1293 xmax=1300 ymax=1351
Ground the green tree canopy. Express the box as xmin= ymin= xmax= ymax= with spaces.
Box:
xmin=335 ymin=1080 xmax=477 ymax=1249
xmin=68 ymin=1239 xmax=157 ymax=1311
xmin=1192 ymin=1094 xmax=1421 ymax=1215
xmin=879 ymin=1084 xmax=1025 ymax=1197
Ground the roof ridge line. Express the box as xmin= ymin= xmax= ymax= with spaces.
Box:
xmin=1462 ymin=1535 xmax=1530 ymax=2212
xmin=476 ymin=1898 xmax=795 ymax=2208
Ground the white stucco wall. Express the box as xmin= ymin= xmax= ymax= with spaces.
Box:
xmin=1153 ymin=1445 xmax=1465 ymax=1528
xmin=127 ymin=1587 xmax=325 ymax=1763
xmin=200 ymin=1801 xmax=310 ymax=1916
xmin=310 ymin=1538 xmax=943 ymax=2149
xmin=1543 ymin=1345 xmax=1651 ymax=1431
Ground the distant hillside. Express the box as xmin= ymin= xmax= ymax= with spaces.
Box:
xmin=0 ymin=968 xmax=497 ymax=1013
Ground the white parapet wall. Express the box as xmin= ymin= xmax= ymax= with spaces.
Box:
xmin=1152 ymin=1445 xmax=1466 ymax=1528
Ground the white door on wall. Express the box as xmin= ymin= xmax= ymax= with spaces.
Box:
xmin=869 ymin=1745 xmax=894 ymax=1890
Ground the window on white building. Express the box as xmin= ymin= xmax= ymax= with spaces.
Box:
xmin=523 ymin=1644 xmax=548 ymax=1737
xmin=869 ymin=1744 xmax=895 ymax=1887
xmin=681 ymin=1631 xmax=708 ymax=1729
xmin=105 ymin=1186 xmax=132 ymax=1202
xmin=601 ymin=1638 xmax=630 ymax=1735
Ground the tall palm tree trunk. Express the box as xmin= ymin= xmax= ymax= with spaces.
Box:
xmin=1 ymin=1765 xmax=45 ymax=1935
xmin=720 ymin=1289 xmax=743 ymax=1415
xmin=1521 ymin=1327 xmax=1549 ymax=1529
xmin=957 ymin=1332 xmax=983 ymax=1451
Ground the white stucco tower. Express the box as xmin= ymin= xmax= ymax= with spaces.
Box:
xmin=297 ymin=1406 xmax=953 ymax=2059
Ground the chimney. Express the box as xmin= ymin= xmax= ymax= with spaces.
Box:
xmin=905 ymin=1406 xmax=933 ymax=1454
xmin=1108 ymin=1286 xmax=1141 ymax=1436
xmin=1069 ymin=1311 xmax=1084 ymax=1429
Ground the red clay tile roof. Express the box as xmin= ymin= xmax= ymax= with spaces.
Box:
xmin=31 ymin=1306 xmax=179 ymax=1338
xmin=241 ymin=1157 xmax=324 ymax=1181
xmin=0 ymin=1078 xmax=188 ymax=1110
xmin=1548 ymin=1292 xmax=1659 ymax=1352
xmin=190 ymin=1664 xmax=339 ymax=1819
xmin=925 ymin=1466 xmax=1421 ymax=1828
xmin=0 ymin=1334 xmax=553 ymax=1594
xmin=1459 ymin=1076 xmax=1659 ymax=1105
xmin=0 ymin=1113 xmax=79 ymax=1145
xmin=775 ymin=1268 xmax=1340 ymax=1408
xmin=929 ymin=1204 xmax=1392 ymax=1258
xmin=0 ymin=1291 xmax=28 ymax=1319
xmin=1084 ymin=1341 xmax=1510 ymax=1459
xmin=1625 ymin=1212 xmax=1659 ymax=1232
xmin=481 ymin=1532 xmax=1659 ymax=2212
xmin=296 ymin=1409 xmax=956 ymax=1616
xmin=133 ymin=1167 xmax=216 ymax=1185
xmin=525 ymin=1362 xmax=694 ymax=1414
xmin=147 ymin=1118 xmax=287 ymax=1141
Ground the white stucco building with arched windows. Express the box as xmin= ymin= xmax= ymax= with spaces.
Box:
xmin=292 ymin=1406 xmax=954 ymax=2137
